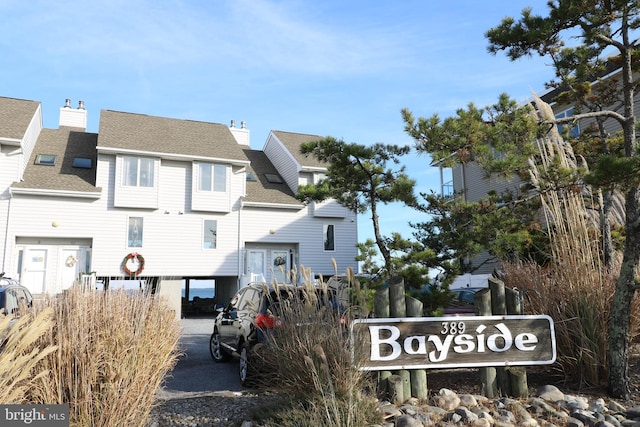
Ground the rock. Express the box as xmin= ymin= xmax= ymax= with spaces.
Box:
xmin=626 ymin=405 xmax=640 ymax=418
xmin=459 ymin=393 xmax=479 ymax=408
xmin=609 ymin=400 xmax=627 ymax=414
xmin=434 ymin=388 xmax=461 ymax=411
xmin=395 ymin=414 xmax=423 ymax=427
xmin=538 ymin=385 xmax=565 ymax=402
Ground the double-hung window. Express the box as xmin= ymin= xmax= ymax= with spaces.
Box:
xmin=123 ymin=156 xmax=154 ymax=187
xmin=199 ymin=163 xmax=226 ymax=192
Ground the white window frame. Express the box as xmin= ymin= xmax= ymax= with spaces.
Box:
xmin=198 ymin=163 xmax=227 ymax=192
xmin=203 ymin=219 xmax=217 ymax=249
xmin=127 ymin=217 xmax=144 ymax=248
xmin=123 ymin=156 xmax=155 ymax=187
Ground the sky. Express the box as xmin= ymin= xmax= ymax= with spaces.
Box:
xmin=0 ymin=0 xmax=557 ymax=260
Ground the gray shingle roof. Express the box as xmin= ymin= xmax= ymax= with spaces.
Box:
xmin=0 ymin=97 xmax=40 ymax=141
xmin=98 ymin=110 xmax=248 ymax=161
xmin=12 ymin=127 xmax=100 ymax=192
xmin=242 ymin=149 xmax=301 ymax=206
xmin=271 ymin=130 xmax=326 ymax=169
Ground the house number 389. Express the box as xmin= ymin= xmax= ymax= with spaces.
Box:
xmin=441 ymin=321 xmax=466 ymax=335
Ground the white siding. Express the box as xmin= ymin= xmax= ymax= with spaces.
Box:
xmin=0 ymin=104 xmax=42 ymax=270
xmin=263 ymin=134 xmax=300 ymax=193
xmin=312 ymin=200 xmax=349 ymax=218
xmin=240 ymin=205 xmax=358 ymax=279
xmin=20 ymin=105 xmax=43 ymax=176
xmin=113 ymin=155 xmax=160 ymax=209
xmin=190 ymin=162 xmax=234 ymax=213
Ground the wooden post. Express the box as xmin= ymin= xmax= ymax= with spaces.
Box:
xmin=399 ymin=370 xmax=411 ymax=401
xmin=377 ymin=371 xmax=392 ymax=399
xmin=374 ymin=287 xmax=391 ymax=398
xmin=505 ymin=286 xmax=528 ymax=397
xmin=475 ymin=288 xmax=498 ymax=398
xmin=406 ymin=295 xmax=428 ymax=399
xmin=387 ymin=375 xmax=404 ymax=405
xmin=410 ymin=370 xmax=428 ymax=400
xmin=488 ymin=278 xmax=511 ymax=396
xmin=388 ymin=276 xmax=406 ymax=318
xmin=505 ymin=287 xmax=523 ymax=315
xmin=509 ymin=366 xmax=529 ymax=398
xmin=374 ymin=287 xmax=390 ymax=318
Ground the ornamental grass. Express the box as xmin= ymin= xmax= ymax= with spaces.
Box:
xmin=249 ymin=266 xmax=382 ymax=427
xmin=501 ymin=104 xmax=640 ymax=387
xmin=29 ymin=286 xmax=181 ymax=427
xmin=0 ymin=307 xmax=57 ymax=404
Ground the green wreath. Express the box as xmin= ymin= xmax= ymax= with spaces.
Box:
xmin=122 ymin=253 xmax=145 ymax=276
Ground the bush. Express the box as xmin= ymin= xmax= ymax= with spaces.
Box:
xmin=30 ymin=287 xmax=181 ymax=427
xmin=501 ymin=259 xmax=640 ymax=387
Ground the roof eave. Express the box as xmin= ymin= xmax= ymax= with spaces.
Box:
xmin=10 ymin=187 xmax=102 ymax=199
xmin=97 ymin=146 xmax=251 ymax=166
xmin=0 ymin=137 xmax=23 ymax=147
xmin=241 ymin=200 xmax=303 ymax=210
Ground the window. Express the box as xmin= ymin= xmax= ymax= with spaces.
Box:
xmin=35 ymin=154 xmax=56 ymax=166
xmin=555 ymin=108 xmax=580 ymax=138
xmin=203 ymin=220 xmax=217 ymax=249
xmin=199 ymin=163 xmax=227 ymax=192
xmin=72 ymin=157 xmax=92 ymax=168
xmin=324 ymin=224 xmax=335 ymax=251
xmin=264 ymin=173 xmax=283 ymax=184
xmin=440 ymin=167 xmax=454 ymax=198
xmin=128 ymin=217 xmax=143 ymax=247
xmin=246 ymin=171 xmax=257 ymax=182
xmin=123 ymin=156 xmax=154 ymax=187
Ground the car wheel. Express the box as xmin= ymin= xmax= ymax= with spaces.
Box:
xmin=239 ymin=342 xmax=255 ymax=386
xmin=209 ymin=330 xmax=229 ymax=362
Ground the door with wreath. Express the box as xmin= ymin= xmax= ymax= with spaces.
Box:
xmin=271 ymin=250 xmax=290 ymax=284
xmin=60 ymin=247 xmax=87 ymax=292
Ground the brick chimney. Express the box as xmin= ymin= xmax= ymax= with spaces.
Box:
xmin=229 ymin=119 xmax=250 ymax=146
xmin=59 ymin=99 xmax=87 ymax=130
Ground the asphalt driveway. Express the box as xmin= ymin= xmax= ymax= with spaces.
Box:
xmin=158 ymin=317 xmax=244 ymax=399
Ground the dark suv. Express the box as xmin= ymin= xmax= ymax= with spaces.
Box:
xmin=209 ymin=282 xmax=336 ymax=386
xmin=0 ymin=274 xmax=33 ymax=317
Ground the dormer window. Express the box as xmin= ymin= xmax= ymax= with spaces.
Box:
xmin=35 ymin=154 xmax=56 ymax=166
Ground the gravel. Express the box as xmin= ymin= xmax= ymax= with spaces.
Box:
xmin=147 ymin=385 xmax=640 ymax=427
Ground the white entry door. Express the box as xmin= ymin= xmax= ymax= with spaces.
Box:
xmin=22 ymin=248 xmax=48 ymax=295
xmin=246 ymin=250 xmax=266 ymax=282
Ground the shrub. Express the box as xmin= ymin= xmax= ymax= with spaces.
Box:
xmin=30 ymin=287 xmax=181 ymax=427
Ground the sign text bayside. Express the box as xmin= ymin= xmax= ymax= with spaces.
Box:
xmin=350 ymin=315 xmax=556 ymax=371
